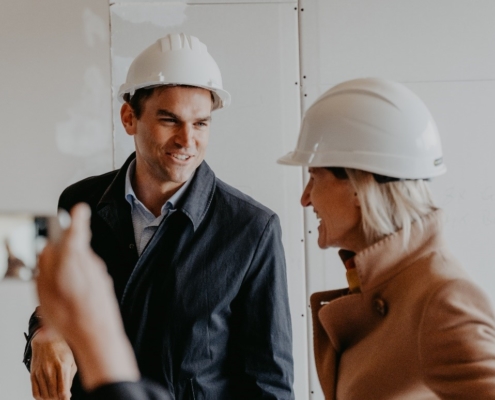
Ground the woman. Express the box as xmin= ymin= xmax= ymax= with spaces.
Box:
xmin=279 ymin=78 xmax=495 ymax=399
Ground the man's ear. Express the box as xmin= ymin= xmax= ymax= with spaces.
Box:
xmin=121 ymin=103 xmax=137 ymax=136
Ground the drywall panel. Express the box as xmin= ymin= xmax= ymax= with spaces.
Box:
xmin=114 ymin=0 xmax=294 ymax=3
xmin=1 ymin=2 xmax=113 ymax=399
xmin=0 ymin=0 xmax=113 ymax=215
xmin=412 ymin=81 xmax=495 ymax=304
xmin=299 ymin=1 xmax=495 ymax=399
xmin=110 ymin=2 xmax=307 ymax=397
xmin=299 ymin=0 xmax=495 ymax=111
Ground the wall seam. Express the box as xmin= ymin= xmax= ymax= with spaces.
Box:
xmin=108 ymin=2 xmax=116 ymax=170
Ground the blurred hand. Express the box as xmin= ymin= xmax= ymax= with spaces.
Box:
xmin=30 ymin=330 xmax=77 ymax=400
xmin=36 ymin=203 xmax=115 ymax=339
xmin=35 ymin=203 xmax=139 ymax=392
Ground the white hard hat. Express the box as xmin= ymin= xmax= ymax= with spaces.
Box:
xmin=118 ymin=33 xmax=231 ymax=110
xmin=278 ymin=78 xmax=446 ymax=179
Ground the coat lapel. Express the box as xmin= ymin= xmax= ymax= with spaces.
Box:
xmin=96 ymin=153 xmax=137 ymax=260
xmin=310 ymin=290 xmax=344 ymax=399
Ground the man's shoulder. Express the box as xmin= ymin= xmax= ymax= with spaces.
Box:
xmin=59 ymin=169 xmax=119 ymax=210
xmin=213 ymin=178 xmax=277 ymax=223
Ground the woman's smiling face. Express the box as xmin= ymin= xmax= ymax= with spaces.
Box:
xmin=301 ymin=167 xmax=364 ymax=251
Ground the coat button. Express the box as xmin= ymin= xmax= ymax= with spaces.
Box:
xmin=129 ymin=243 xmax=135 ymax=249
xmin=373 ymin=297 xmax=387 ymax=316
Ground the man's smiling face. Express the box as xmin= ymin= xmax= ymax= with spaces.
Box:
xmin=123 ymin=85 xmax=213 ymax=186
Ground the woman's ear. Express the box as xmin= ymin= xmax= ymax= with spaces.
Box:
xmin=353 ymin=192 xmax=361 ymax=208
xmin=120 ymin=103 xmax=137 ymax=136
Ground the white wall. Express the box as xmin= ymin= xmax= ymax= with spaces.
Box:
xmin=0 ymin=281 xmax=37 ymax=399
xmin=0 ymin=0 xmax=113 ymax=216
xmin=0 ymin=1 xmax=112 ymax=398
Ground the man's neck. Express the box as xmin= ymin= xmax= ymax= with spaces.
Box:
xmin=132 ymin=170 xmax=184 ymax=218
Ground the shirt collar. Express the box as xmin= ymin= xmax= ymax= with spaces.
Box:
xmin=97 ymin=153 xmax=216 ymax=232
xmin=124 ymin=158 xmax=195 ymax=214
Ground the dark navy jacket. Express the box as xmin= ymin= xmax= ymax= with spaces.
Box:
xmin=87 ymin=380 xmax=171 ymax=400
xmin=58 ymin=154 xmax=294 ymax=400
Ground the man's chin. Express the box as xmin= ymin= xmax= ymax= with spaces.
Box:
xmin=166 ymin=169 xmax=195 ymax=185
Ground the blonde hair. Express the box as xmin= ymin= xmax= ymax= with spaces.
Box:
xmin=345 ymin=169 xmax=437 ymax=247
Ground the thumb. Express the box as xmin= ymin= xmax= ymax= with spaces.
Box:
xmin=68 ymin=203 xmax=92 ymax=248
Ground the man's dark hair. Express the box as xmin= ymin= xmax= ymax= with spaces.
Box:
xmin=123 ymin=85 xmax=216 ymax=119
xmin=123 ymin=87 xmax=157 ymax=119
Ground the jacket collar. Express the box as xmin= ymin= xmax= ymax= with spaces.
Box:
xmin=348 ymin=209 xmax=446 ymax=292
xmin=98 ymin=153 xmax=136 ymax=210
xmin=97 ymin=152 xmax=216 ymax=232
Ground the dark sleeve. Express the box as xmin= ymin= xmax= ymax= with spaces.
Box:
xmin=231 ymin=214 xmax=294 ymax=399
xmin=86 ymin=379 xmax=171 ymax=400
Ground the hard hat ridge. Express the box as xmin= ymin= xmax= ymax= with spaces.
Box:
xmin=161 ymin=33 xmax=201 ymax=52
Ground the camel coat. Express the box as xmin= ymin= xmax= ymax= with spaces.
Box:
xmin=311 ymin=210 xmax=495 ymax=399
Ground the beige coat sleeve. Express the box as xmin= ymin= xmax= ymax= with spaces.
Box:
xmin=419 ymin=278 xmax=495 ymax=398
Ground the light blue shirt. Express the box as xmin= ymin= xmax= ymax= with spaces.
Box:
xmin=124 ymin=159 xmax=194 ymax=256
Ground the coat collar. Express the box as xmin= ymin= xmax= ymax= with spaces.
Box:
xmin=98 ymin=153 xmax=135 ymax=210
xmin=349 ymin=209 xmax=446 ymax=292
xmin=310 ymin=210 xmax=446 ymax=398
xmin=96 ymin=152 xmax=216 ymax=232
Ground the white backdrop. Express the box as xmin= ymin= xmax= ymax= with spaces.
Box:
xmin=0 ymin=0 xmax=113 ymax=216
xmin=0 ymin=1 xmax=112 ymax=398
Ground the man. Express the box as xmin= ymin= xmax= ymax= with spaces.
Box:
xmin=24 ymin=33 xmax=293 ymax=399
xmin=37 ymin=203 xmax=171 ymax=400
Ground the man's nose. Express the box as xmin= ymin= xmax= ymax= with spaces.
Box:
xmin=300 ymin=181 xmax=312 ymax=207
xmin=175 ymin=124 xmax=194 ymax=147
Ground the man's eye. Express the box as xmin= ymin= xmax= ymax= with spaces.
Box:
xmin=196 ymin=122 xmax=208 ymax=127
xmin=160 ymin=118 xmax=177 ymax=124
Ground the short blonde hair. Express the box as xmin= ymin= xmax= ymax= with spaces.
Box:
xmin=345 ymin=169 xmax=437 ymax=247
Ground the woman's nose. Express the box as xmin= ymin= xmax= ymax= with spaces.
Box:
xmin=301 ymin=181 xmax=312 ymax=207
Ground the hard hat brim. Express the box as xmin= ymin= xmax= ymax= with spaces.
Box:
xmin=277 ymin=150 xmax=447 ymax=180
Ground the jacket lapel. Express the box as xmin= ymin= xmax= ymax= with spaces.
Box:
xmin=96 ymin=152 xmax=137 ymax=261
xmin=310 ymin=290 xmax=345 ymax=400
xmin=117 ymin=161 xmax=217 ymax=341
